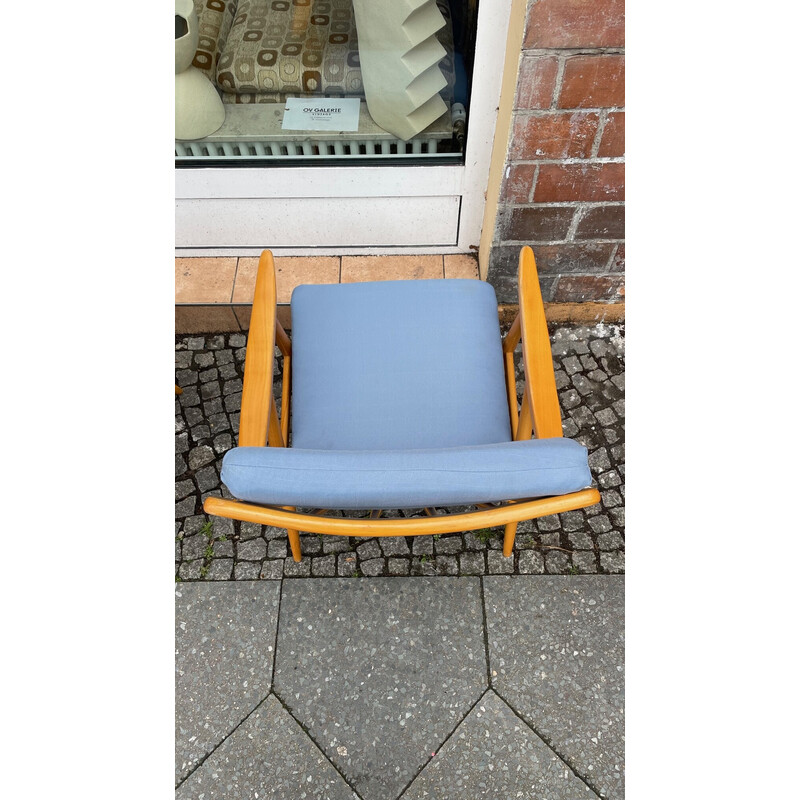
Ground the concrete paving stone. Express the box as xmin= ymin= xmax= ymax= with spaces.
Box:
xmin=223 ymin=378 xmax=243 ymax=396
xmin=312 ymin=554 xmax=337 ymax=576
xmin=267 ymin=538 xmax=287 ymax=559
xmin=237 ymin=538 xmax=267 ymax=561
xmin=179 ymin=387 xmax=201 ymax=408
xmin=559 ymin=388 xmax=582 ymax=410
xmin=274 ymin=578 xmax=487 ymax=800
xmin=260 ymin=560 xmax=283 ymax=580
xmin=207 ymin=412 xmax=230 ymax=433
xmin=588 ymin=515 xmax=613 ymax=535
xmin=212 ymin=433 xmax=232 ymax=454
xmin=545 ymin=550 xmax=570 ymax=573
xmin=597 ymin=532 xmax=624 ymax=551
xmin=360 ymin=557 xmax=385 ymax=577
xmin=388 ymin=557 xmax=411 ymax=575
xmin=598 ymin=471 xmax=621 ymax=489
xmin=238 ymin=522 xmax=262 ymax=541
xmin=538 ymin=514 xmax=562 ymax=531
xmin=403 ymin=690 xmax=594 ymax=799
xmin=190 ymin=423 xmax=211 ymax=442
xmin=566 ymin=531 xmax=594 ymax=550
xmin=299 ymin=535 xmax=322 ymax=555
xmin=176 ymin=694 xmax=358 ymax=799
xmin=380 ymin=536 xmax=410 ymax=557
xmin=175 ymin=582 xmax=280 ymax=784
xmin=538 ymin=532 xmax=561 ymax=547
xmin=182 ymin=534 xmax=209 ymax=562
xmin=323 ymin=536 xmax=353 ymax=554
xmin=562 ymin=355 xmax=582 ymax=375
xmin=175 ymin=480 xmax=194 ymax=501
xmin=284 ymin=557 xmax=311 ymax=577
xmin=175 ymin=496 xmax=196 ymax=519
xmin=412 ymin=537 xmax=434 ymax=555
xmin=572 ymin=551 xmax=599 ymax=573
xmin=188 ymin=445 xmax=215 ymax=471
xmin=200 ymin=381 xmax=221 ymax=400
xmin=224 ymin=392 xmax=242 ymax=413
xmin=518 ymin=550 xmax=545 ymax=574
xmin=434 ymin=555 xmax=459 ymax=575
xmin=587 ymin=369 xmax=608 ymax=384
xmin=434 ymin=534 xmax=463 ymax=555
xmin=357 ymin=539 xmax=381 ymax=560
xmin=179 ymin=560 xmax=204 ymax=580
xmin=483 ymin=576 xmax=624 ymax=799
xmin=203 ymin=558 xmax=234 ymax=580
xmin=588 ymin=448 xmax=611 ymax=472
xmin=177 ymin=368 xmax=199 ymax=386
xmin=194 ymin=465 xmax=219 ymax=493
xmin=459 ymin=552 xmax=485 ymax=575
xmin=219 ymin=362 xmax=238 ymax=380
xmin=486 ymin=550 xmax=514 ymax=574
xmin=562 ymin=418 xmax=579 ymax=438
xmin=338 ymin=553 xmax=358 ymax=576
xmin=600 ymin=552 xmax=625 ymax=573
xmin=234 ymin=562 xmax=261 ymax=580
xmin=580 ymin=354 xmax=599 ymax=371
xmin=560 ymin=510 xmax=586 ymax=532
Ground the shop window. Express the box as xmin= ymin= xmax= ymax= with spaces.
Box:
xmin=175 ymin=0 xmax=479 ymax=165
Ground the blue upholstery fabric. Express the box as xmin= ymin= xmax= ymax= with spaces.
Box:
xmin=221 ymin=439 xmax=592 ymax=510
xmin=290 ymin=279 xmax=512 ymax=450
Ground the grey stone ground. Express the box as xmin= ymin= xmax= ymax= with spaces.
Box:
xmin=175 ymin=323 xmax=625 ymax=579
xmin=176 ymin=576 xmax=624 ymax=799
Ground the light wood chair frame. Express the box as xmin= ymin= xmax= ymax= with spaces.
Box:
xmin=203 ymin=246 xmax=600 ymax=561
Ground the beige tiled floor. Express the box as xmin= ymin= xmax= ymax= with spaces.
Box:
xmin=176 ymin=255 xmax=480 ymax=332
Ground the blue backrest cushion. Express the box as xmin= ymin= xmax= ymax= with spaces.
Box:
xmin=221 ymin=438 xmax=592 ymax=510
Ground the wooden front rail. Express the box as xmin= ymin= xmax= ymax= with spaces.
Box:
xmin=205 ymin=489 xmax=600 ymax=537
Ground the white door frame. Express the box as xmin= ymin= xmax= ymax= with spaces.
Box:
xmin=175 ymin=0 xmax=513 ymax=257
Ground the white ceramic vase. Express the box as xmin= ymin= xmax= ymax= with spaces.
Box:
xmin=175 ymin=0 xmax=225 ymax=141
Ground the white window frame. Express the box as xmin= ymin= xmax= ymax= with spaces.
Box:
xmin=175 ymin=0 xmax=512 ymax=257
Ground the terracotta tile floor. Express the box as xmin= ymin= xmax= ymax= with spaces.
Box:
xmin=176 ymin=254 xmax=480 ymax=333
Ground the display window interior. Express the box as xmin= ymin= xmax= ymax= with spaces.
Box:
xmin=175 ymin=0 xmax=478 ymax=163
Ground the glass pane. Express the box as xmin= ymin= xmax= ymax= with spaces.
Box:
xmin=175 ymin=0 xmax=477 ymax=165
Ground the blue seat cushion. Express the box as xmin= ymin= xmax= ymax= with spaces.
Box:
xmin=290 ymin=279 xmax=512 ymax=450
xmin=221 ymin=438 xmax=592 ymax=510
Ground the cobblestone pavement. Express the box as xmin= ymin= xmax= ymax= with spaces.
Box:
xmin=175 ymin=322 xmax=625 ymax=581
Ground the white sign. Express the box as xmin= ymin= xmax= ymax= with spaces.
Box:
xmin=282 ymin=97 xmax=360 ymax=132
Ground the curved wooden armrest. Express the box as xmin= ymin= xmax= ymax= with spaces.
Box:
xmin=239 ymin=250 xmax=282 ymax=447
xmin=518 ymin=246 xmax=563 ymax=439
xmin=204 ymin=489 xmax=601 ymax=536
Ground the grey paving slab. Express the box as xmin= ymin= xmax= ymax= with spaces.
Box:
xmin=483 ymin=576 xmax=624 ymax=799
xmin=402 ymin=690 xmax=595 ymax=799
xmin=176 ymin=694 xmax=358 ymax=800
xmin=274 ymin=578 xmax=488 ymax=800
xmin=175 ymin=582 xmax=281 ymax=784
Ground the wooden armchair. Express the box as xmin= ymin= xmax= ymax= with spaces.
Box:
xmin=204 ymin=246 xmax=600 ymax=561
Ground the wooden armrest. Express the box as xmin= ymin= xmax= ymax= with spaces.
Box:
xmin=239 ymin=250 xmax=279 ymax=447
xmin=518 ymin=246 xmax=563 ymax=439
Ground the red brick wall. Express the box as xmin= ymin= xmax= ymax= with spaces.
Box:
xmin=487 ymin=0 xmax=625 ymax=304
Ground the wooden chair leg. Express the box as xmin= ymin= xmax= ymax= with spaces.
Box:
xmin=503 ymin=522 xmax=517 ymax=557
xmin=287 ymin=528 xmax=302 ymax=562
